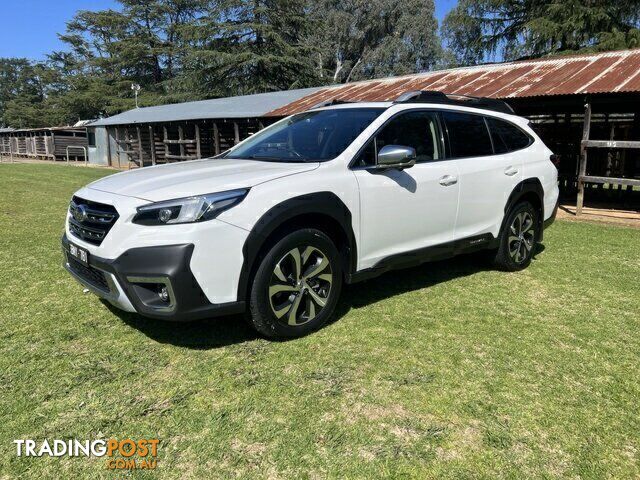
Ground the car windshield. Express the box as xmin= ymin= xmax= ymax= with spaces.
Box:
xmin=224 ymin=108 xmax=384 ymax=162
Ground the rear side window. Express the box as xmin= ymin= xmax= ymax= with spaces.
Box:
xmin=486 ymin=117 xmax=531 ymax=153
xmin=441 ymin=111 xmax=493 ymax=158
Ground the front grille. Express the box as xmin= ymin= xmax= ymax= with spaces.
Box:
xmin=68 ymin=196 xmax=119 ymax=246
xmin=67 ymin=255 xmax=110 ymax=292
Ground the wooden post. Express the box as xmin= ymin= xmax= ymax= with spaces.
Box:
xmin=213 ymin=122 xmax=220 ymax=155
xmin=178 ymin=125 xmax=185 ymax=159
xmin=125 ymin=128 xmax=132 ymax=169
xmin=576 ymin=103 xmax=592 ymax=216
xmin=136 ymin=125 xmax=143 ymax=167
xmin=163 ymin=126 xmax=169 ymax=162
xmin=233 ymin=121 xmax=240 ymax=144
xmin=195 ymin=124 xmax=201 ymax=158
xmin=44 ymin=132 xmax=49 ymax=159
xmin=115 ymin=127 xmax=122 ymax=169
xmin=631 ymin=110 xmax=640 ymax=195
xmin=106 ymin=127 xmax=112 ymax=167
xmin=149 ymin=125 xmax=156 ymax=165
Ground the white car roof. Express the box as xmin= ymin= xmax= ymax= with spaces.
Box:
xmin=312 ymin=100 xmax=528 ymax=126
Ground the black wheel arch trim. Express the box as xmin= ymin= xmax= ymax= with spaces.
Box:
xmin=500 ymin=178 xmax=545 ymax=241
xmin=237 ymin=192 xmax=357 ymax=302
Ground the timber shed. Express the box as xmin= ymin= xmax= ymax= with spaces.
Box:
xmin=0 ymin=126 xmax=88 ymax=162
xmin=264 ymin=48 xmax=640 ymax=213
xmin=86 ymin=87 xmax=323 ymax=168
xmin=66 ymin=48 xmax=640 ymax=212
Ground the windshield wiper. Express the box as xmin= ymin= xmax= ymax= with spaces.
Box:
xmin=238 ymin=155 xmax=314 ymax=163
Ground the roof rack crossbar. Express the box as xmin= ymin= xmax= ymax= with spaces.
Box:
xmin=309 ymin=98 xmax=355 ymax=110
xmin=394 ymin=90 xmax=515 ymax=115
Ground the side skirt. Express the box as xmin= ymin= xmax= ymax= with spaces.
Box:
xmin=347 ymin=233 xmax=497 ymax=284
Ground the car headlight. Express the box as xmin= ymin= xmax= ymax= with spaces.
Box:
xmin=133 ymin=189 xmax=248 ymax=226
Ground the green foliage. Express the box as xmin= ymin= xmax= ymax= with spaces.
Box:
xmin=0 ymin=0 xmax=442 ymax=128
xmin=443 ymin=0 xmax=640 ymax=66
xmin=310 ymin=0 xmax=442 ymax=82
xmin=8 ymin=0 xmax=640 ymax=126
xmin=181 ymin=0 xmax=321 ymax=96
xmin=0 ymin=59 xmax=47 ymax=127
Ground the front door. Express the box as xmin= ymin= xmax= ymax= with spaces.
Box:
xmin=352 ymin=110 xmax=460 ymax=270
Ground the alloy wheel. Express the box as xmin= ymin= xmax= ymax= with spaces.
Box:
xmin=508 ymin=212 xmax=535 ymax=264
xmin=268 ymin=246 xmax=333 ymax=326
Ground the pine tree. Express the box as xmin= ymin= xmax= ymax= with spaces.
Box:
xmin=442 ymin=0 xmax=640 ymax=66
xmin=182 ymin=0 xmax=319 ymax=96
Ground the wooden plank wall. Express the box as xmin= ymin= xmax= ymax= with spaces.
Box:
xmin=53 ymin=132 xmax=88 ymax=160
xmin=106 ymin=118 xmax=273 ymax=168
xmin=0 ymin=129 xmax=87 ymax=160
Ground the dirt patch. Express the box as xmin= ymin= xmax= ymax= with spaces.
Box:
xmin=557 ymin=204 xmax=640 ymax=229
xmin=435 ymin=423 xmax=482 ymax=461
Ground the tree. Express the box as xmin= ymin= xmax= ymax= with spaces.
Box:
xmin=311 ymin=0 xmax=442 ymax=83
xmin=0 ymin=59 xmax=67 ymax=127
xmin=0 ymin=0 xmax=445 ymax=127
xmin=181 ymin=0 xmax=320 ymax=96
xmin=0 ymin=59 xmax=40 ymax=126
xmin=443 ymin=0 xmax=640 ymax=66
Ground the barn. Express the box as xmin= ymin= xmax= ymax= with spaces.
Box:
xmin=265 ymin=49 xmax=640 ymax=214
xmin=2 ymin=48 xmax=639 ymax=213
xmin=0 ymin=125 xmax=88 ymax=162
xmin=85 ymin=88 xmax=323 ymax=168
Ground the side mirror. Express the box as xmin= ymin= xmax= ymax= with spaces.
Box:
xmin=376 ymin=145 xmax=416 ymax=170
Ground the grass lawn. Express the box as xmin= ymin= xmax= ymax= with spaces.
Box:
xmin=0 ymin=163 xmax=639 ymax=479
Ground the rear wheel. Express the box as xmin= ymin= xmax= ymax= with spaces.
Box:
xmin=493 ymin=201 xmax=538 ymax=271
xmin=248 ymin=229 xmax=342 ymax=339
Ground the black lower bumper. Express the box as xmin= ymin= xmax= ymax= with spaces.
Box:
xmin=62 ymin=234 xmax=244 ymax=321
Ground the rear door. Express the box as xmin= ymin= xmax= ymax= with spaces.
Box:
xmin=441 ymin=111 xmax=525 ymax=240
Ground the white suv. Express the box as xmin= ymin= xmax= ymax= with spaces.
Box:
xmin=63 ymin=91 xmax=559 ymax=338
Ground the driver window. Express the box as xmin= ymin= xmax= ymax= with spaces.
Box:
xmin=354 ymin=111 xmax=441 ymax=167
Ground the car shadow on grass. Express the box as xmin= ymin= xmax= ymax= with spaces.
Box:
xmin=335 ymin=243 xmax=545 ymax=315
xmin=103 ymin=302 xmax=256 ymax=349
xmin=107 ymin=245 xmax=545 ymax=348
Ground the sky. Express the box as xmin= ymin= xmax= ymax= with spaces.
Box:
xmin=0 ymin=0 xmax=459 ymax=61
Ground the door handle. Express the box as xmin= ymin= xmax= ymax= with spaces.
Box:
xmin=439 ymin=175 xmax=458 ymax=186
xmin=504 ymin=166 xmax=519 ymax=176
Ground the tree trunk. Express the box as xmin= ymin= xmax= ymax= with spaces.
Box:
xmin=345 ymin=57 xmax=362 ymax=83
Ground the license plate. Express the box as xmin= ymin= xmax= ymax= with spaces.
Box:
xmin=69 ymin=243 xmax=89 ymax=266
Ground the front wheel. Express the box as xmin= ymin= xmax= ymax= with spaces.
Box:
xmin=493 ymin=201 xmax=539 ymax=271
xmin=248 ymin=229 xmax=342 ymax=339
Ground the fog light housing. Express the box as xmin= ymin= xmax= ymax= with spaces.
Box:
xmin=126 ymin=276 xmax=176 ymax=312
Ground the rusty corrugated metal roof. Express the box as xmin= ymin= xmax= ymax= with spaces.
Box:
xmin=266 ymin=49 xmax=640 ymax=117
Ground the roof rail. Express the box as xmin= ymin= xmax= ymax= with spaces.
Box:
xmin=394 ymin=90 xmax=515 ymax=115
xmin=309 ymin=98 xmax=355 ymax=110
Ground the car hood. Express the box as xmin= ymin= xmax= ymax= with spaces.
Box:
xmin=87 ymin=158 xmax=319 ymax=202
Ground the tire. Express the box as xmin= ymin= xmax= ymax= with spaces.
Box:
xmin=493 ymin=201 xmax=539 ymax=272
xmin=248 ymin=228 xmax=343 ymax=339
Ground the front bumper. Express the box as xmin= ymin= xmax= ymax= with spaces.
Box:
xmin=62 ymin=234 xmax=245 ymax=321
